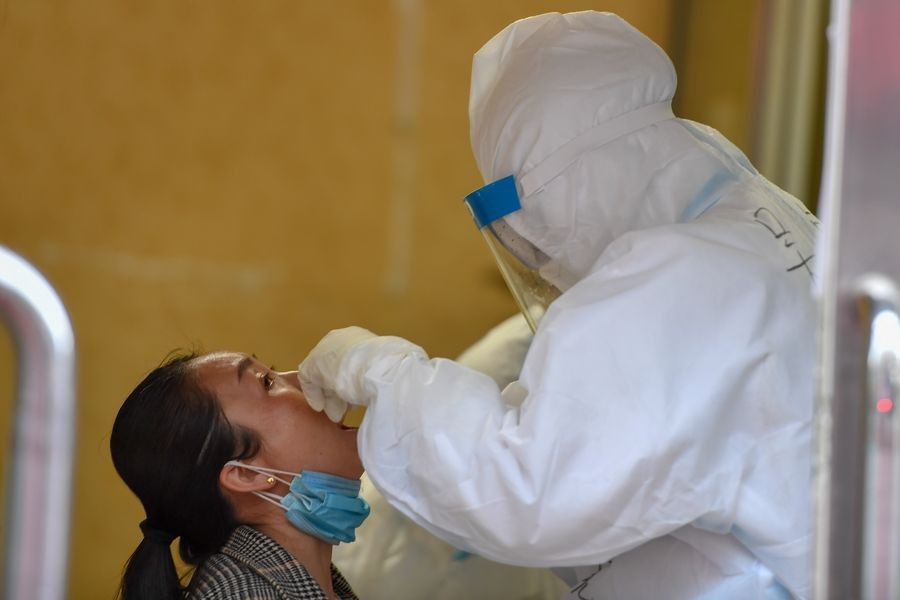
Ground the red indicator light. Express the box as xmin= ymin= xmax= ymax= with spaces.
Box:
xmin=877 ymin=398 xmax=894 ymax=413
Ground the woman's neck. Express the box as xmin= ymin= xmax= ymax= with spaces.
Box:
xmin=254 ymin=518 xmax=336 ymax=598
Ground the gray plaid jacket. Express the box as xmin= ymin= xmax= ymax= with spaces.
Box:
xmin=187 ymin=526 xmax=359 ymax=599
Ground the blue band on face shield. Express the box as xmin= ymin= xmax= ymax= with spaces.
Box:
xmin=464 ymin=175 xmax=521 ymax=229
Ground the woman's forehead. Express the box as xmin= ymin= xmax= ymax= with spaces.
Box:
xmin=193 ymin=351 xmax=246 ymax=370
xmin=191 ymin=352 xmax=253 ymax=386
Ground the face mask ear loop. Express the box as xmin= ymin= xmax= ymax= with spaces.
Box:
xmin=253 ymin=491 xmax=289 ymax=512
xmin=225 ymin=460 xmax=294 ymax=487
xmin=250 ymin=466 xmax=304 ymax=479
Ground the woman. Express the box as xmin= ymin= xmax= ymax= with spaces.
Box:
xmin=111 ymin=351 xmax=366 ymax=599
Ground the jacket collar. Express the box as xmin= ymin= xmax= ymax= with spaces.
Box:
xmin=220 ymin=526 xmax=357 ymax=599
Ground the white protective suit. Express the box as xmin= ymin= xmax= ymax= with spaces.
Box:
xmin=300 ymin=11 xmax=818 ymax=600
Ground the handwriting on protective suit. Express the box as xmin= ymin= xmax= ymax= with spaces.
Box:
xmin=753 ymin=207 xmax=815 ymax=278
xmin=570 ymin=560 xmax=613 ymax=600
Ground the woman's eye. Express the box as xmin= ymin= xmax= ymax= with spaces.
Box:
xmin=262 ymin=372 xmax=275 ymax=391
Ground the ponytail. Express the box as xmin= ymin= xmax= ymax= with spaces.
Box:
xmin=118 ymin=522 xmax=180 ymax=600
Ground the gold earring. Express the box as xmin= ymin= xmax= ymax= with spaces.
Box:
xmin=266 ymin=477 xmax=275 ymax=485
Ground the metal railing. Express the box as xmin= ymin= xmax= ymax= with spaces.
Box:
xmin=0 ymin=246 xmax=76 ymax=600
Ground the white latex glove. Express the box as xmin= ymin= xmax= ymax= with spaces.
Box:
xmin=298 ymin=326 xmax=378 ymax=422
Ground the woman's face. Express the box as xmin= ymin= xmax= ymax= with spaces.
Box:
xmin=193 ymin=352 xmax=363 ymax=479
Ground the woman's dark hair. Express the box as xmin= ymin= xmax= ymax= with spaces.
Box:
xmin=110 ymin=352 xmax=260 ymax=600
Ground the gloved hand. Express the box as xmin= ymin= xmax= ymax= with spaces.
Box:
xmin=298 ymin=326 xmax=378 ymax=423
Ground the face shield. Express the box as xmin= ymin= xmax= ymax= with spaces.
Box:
xmin=464 ymin=175 xmax=562 ymax=332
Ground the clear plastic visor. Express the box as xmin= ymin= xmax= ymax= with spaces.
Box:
xmin=464 ymin=175 xmax=561 ymax=332
xmin=480 ymin=225 xmax=561 ymax=332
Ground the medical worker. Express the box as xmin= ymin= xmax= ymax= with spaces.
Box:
xmin=300 ymin=11 xmax=818 ymax=599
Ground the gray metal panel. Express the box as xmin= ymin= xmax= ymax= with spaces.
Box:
xmin=815 ymin=0 xmax=900 ymax=597
xmin=0 ymin=247 xmax=76 ymax=600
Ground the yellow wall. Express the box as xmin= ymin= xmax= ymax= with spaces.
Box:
xmin=671 ymin=0 xmax=761 ymax=153
xmin=0 ymin=2 xmax=678 ymax=597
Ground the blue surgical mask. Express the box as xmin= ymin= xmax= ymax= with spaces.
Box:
xmin=226 ymin=461 xmax=370 ymax=545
